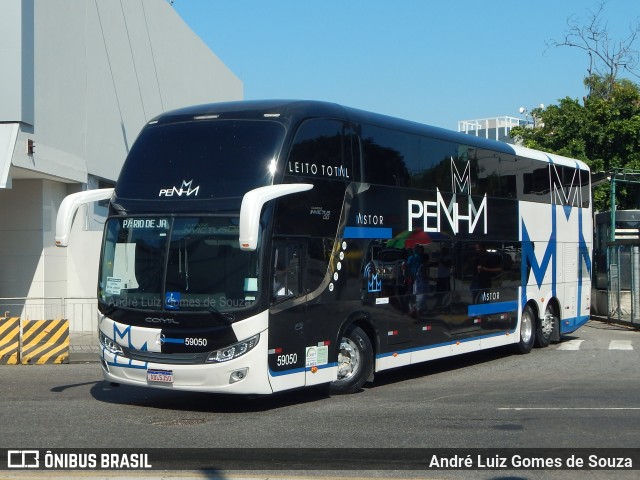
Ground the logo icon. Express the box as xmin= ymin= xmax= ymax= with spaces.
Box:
xmin=365 ymin=263 xmax=382 ymax=292
xmin=451 ymin=157 xmax=471 ymax=194
xmin=165 ymin=292 xmax=181 ymax=310
xmin=7 ymin=450 xmax=39 ymax=469
xmin=158 ymin=179 xmax=200 ymax=197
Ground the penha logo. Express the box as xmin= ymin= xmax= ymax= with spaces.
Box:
xmin=407 ymin=157 xmax=487 ymax=235
xmin=159 ymin=179 xmax=200 ymax=197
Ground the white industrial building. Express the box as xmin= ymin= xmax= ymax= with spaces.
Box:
xmin=0 ymin=0 xmax=242 ymax=332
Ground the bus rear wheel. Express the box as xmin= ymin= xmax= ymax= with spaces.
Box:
xmin=536 ymin=304 xmax=555 ymax=348
xmin=515 ymin=305 xmax=535 ymax=354
xmin=329 ymin=326 xmax=373 ymax=394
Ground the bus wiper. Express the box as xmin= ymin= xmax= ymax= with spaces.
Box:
xmin=101 ymin=303 xmax=118 ymax=317
xmin=179 ymin=242 xmax=189 ymax=291
xmin=206 ymin=305 xmax=234 ymax=324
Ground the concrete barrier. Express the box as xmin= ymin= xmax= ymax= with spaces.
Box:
xmin=0 ymin=317 xmax=20 ymax=364
xmin=0 ymin=318 xmax=69 ymax=364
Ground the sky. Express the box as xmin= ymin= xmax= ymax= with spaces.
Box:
xmin=172 ymin=0 xmax=639 ymax=131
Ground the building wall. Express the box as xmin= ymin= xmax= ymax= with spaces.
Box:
xmin=10 ymin=0 xmax=243 ymax=183
xmin=0 ymin=180 xmax=45 ymax=300
xmin=0 ymin=0 xmax=34 ymax=125
xmin=0 ymin=0 xmax=243 ymax=330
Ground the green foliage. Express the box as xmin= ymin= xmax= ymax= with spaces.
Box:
xmin=510 ymin=75 xmax=640 ymax=211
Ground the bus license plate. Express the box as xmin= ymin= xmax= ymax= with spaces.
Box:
xmin=147 ymin=369 xmax=173 ymax=383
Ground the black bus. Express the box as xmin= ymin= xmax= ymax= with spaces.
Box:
xmin=56 ymin=100 xmax=592 ymax=394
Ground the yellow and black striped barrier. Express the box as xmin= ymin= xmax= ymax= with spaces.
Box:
xmin=21 ymin=319 xmax=69 ymax=364
xmin=0 ymin=318 xmax=69 ymax=365
xmin=0 ymin=317 xmax=20 ymax=364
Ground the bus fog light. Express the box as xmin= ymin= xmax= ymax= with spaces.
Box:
xmin=229 ymin=368 xmax=249 ymax=384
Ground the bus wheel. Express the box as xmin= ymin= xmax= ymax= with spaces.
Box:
xmin=536 ymin=304 xmax=555 ymax=348
xmin=329 ymin=326 xmax=373 ymax=394
xmin=515 ymin=305 xmax=535 ymax=354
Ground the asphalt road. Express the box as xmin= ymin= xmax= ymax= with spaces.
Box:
xmin=1 ymin=319 xmax=639 ymax=479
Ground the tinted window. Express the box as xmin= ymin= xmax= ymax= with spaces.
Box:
xmin=521 ymin=163 xmax=590 ymax=207
xmin=551 ymin=165 xmax=589 ymax=208
xmin=410 ymin=137 xmax=460 ymax=191
xmin=286 ymin=119 xmax=350 ymax=180
xmin=473 ymin=148 xmax=518 ymax=198
xmin=116 ymin=120 xmax=286 ymax=200
xmin=360 ymin=124 xmax=413 ymax=186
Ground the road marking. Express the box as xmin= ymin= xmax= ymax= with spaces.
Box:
xmin=556 ymin=339 xmax=584 ymax=350
xmin=555 ymin=339 xmax=636 ymax=351
xmin=498 ymin=407 xmax=640 ymax=411
xmin=609 ymin=340 xmax=633 ymax=350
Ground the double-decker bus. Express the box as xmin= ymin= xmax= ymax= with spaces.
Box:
xmin=56 ymin=100 xmax=592 ymax=395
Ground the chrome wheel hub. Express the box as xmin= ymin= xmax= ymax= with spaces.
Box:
xmin=521 ymin=312 xmax=533 ymax=344
xmin=337 ymin=337 xmax=360 ymax=380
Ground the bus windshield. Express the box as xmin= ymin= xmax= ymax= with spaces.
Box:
xmin=99 ymin=216 xmax=261 ymax=313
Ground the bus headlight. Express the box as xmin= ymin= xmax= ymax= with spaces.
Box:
xmin=206 ymin=334 xmax=260 ymax=363
xmin=99 ymin=331 xmax=124 ymax=355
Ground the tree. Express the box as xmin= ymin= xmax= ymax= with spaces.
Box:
xmin=511 ymin=2 xmax=640 ymax=212
xmin=546 ymin=0 xmax=640 ymax=98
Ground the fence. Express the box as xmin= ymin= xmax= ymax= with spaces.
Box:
xmin=605 ymin=245 xmax=640 ymax=326
xmin=0 ymin=297 xmax=99 ymax=332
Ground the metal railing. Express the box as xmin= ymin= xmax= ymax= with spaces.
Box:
xmin=605 ymin=245 xmax=640 ymax=326
xmin=0 ymin=297 xmax=98 ymax=333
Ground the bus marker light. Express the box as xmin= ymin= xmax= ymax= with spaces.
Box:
xmin=311 ymin=366 xmax=318 ymax=374
xmin=392 ymin=352 xmax=398 ymax=357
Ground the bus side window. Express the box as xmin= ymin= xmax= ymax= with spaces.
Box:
xmin=272 ymin=239 xmax=330 ymax=302
xmin=273 ymin=243 xmax=303 ymax=299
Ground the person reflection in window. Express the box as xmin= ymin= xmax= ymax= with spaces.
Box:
xmin=471 ymin=243 xmax=501 ymax=303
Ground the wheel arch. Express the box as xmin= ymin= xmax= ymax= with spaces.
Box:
xmin=523 ymin=299 xmax=540 ymax=323
xmin=335 ymin=311 xmax=378 ymax=382
xmin=336 ymin=311 xmax=379 ymax=359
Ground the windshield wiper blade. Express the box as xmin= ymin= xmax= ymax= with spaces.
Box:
xmin=206 ymin=305 xmax=234 ymax=324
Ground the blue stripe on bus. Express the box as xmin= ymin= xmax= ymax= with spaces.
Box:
xmin=560 ymin=315 xmax=590 ymax=334
xmin=467 ymin=301 xmax=517 ymax=316
xmin=268 ymin=366 xmax=305 ymax=377
xmin=307 ymin=362 xmax=338 ymax=371
xmin=268 ymin=362 xmax=338 ymax=377
xmin=162 ymin=337 xmax=184 ymax=344
xmin=376 ymin=330 xmax=516 ymax=359
xmin=343 ymin=226 xmax=393 ymax=239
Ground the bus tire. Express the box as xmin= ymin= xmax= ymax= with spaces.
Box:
xmin=536 ymin=304 xmax=555 ymax=348
xmin=515 ymin=305 xmax=535 ymax=354
xmin=329 ymin=325 xmax=373 ymax=394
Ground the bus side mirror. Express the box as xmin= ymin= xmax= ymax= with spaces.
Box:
xmin=55 ymin=188 xmax=114 ymax=247
xmin=238 ymin=184 xmax=313 ymax=251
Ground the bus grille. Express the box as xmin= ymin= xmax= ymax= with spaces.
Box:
xmin=123 ymin=347 xmax=209 ymax=365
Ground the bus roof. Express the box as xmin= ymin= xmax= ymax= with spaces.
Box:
xmin=148 ymin=99 xmax=589 ymax=171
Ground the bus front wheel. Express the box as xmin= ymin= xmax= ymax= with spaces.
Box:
xmin=515 ymin=305 xmax=535 ymax=354
xmin=329 ymin=325 xmax=373 ymax=394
